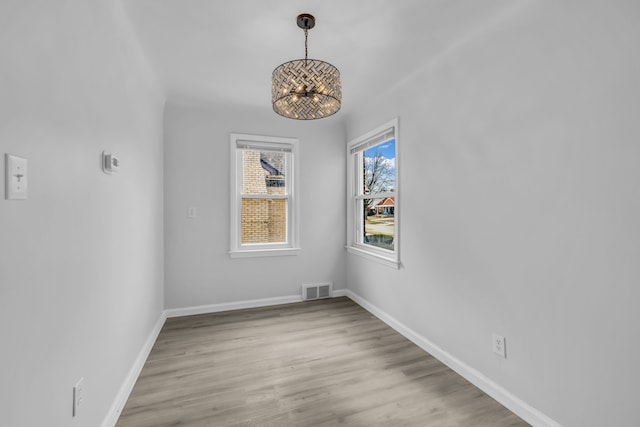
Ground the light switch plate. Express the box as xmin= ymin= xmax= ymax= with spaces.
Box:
xmin=5 ymin=154 xmax=28 ymax=200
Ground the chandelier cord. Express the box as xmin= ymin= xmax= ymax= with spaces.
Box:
xmin=304 ymin=28 xmax=308 ymax=66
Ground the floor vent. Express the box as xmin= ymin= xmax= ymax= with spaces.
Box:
xmin=302 ymin=283 xmax=333 ymax=301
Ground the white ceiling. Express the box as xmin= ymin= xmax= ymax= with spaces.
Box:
xmin=122 ymin=0 xmax=514 ymax=115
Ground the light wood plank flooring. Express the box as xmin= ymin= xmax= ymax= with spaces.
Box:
xmin=117 ymin=297 xmax=528 ymax=426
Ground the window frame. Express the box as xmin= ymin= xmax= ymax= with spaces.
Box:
xmin=229 ymin=133 xmax=300 ymax=258
xmin=346 ymin=118 xmax=400 ymax=269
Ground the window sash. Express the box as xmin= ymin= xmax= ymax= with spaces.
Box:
xmin=239 ymin=197 xmax=290 ymax=247
xmin=238 ymin=147 xmax=290 ymax=197
xmin=353 ymin=197 xmax=395 ymax=252
xmin=352 ymin=139 xmax=396 ymax=197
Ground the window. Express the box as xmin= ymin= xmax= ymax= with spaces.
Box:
xmin=346 ymin=118 xmax=399 ymax=268
xmin=230 ymin=134 xmax=300 ymax=257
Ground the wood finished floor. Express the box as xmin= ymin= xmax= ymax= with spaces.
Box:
xmin=116 ymin=297 xmax=529 ymax=427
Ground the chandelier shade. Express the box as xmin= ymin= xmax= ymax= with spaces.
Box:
xmin=272 ymin=59 xmax=341 ymax=120
xmin=272 ymin=14 xmax=341 ymax=120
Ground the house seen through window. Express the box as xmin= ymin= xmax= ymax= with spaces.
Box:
xmin=362 ymin=139 xmax=396 ymax=251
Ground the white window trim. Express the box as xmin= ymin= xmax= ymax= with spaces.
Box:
xmin=229 ymin=133 xmax=300 ymax=258
xmin=346 ymin=118 xmax=400 ymax=269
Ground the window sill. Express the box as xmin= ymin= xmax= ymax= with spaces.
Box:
xmin=229 ymin=248 xmax=301 ymax=258
xmin=345 ymin=245 xmax=400 ymax=269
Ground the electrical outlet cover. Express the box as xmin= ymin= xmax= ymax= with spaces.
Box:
xmin=492 ymin=333 xmax=506 ymax=358
xmin=73 ymin=378 xmax=84 ymax=417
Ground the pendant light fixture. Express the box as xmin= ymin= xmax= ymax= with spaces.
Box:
xmin=272 ymin=14 xmax=341 ymax=120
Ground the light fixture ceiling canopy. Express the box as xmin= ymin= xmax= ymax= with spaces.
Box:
xmin=272 ymin=13 xmax=341 ymax=120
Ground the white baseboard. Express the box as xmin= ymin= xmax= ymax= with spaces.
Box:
xmin=344 ymin=290 xmax=560 ymax=427
xmin=332 ymin=288 xmax=348 ymax=297
xmin=164 ymin=294 xmax=304 ymax=318
xmin=101 ymin=310 xmax=167 ymax=427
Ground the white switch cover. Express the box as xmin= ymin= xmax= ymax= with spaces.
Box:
xmin=188 ymin=207 xmax=197 ymax=218
xmin=5 ymin=154 xmax=28 ymax=200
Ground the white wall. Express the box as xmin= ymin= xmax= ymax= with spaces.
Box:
xmin=163 ymin=102 xmax=346 ymax=308
xmin=345 ymin=2 xmax=640 ymax=426
xmin=0 ymin=1 xmax=165 ymax=426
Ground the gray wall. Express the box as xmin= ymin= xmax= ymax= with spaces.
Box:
xmin=345 ymin=2 xmax=640 ymax=426
xmin=163 ymin=102 xmax=347 ymax=308
xmin=0 ymin=1 xmax=165 ymax=426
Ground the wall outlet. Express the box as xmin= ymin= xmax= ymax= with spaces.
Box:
xmin=492 ymin=333 xmax=506 ymax=358
xmin=73 ymin=378 xmax=84 ymax=417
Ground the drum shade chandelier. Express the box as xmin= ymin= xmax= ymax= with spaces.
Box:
xmin=272 ymin=14 xmax=341 ymax=120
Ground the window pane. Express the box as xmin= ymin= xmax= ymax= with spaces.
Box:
xmin=363 ymin=139 xmax=395 ymax=195
xmin=361 ymin=197 xmax=395 ymax=251
xmin=242 ymin=149 xmax=287 ymax=195
xmin=241 ymin=198 xmax=287 ymax=244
